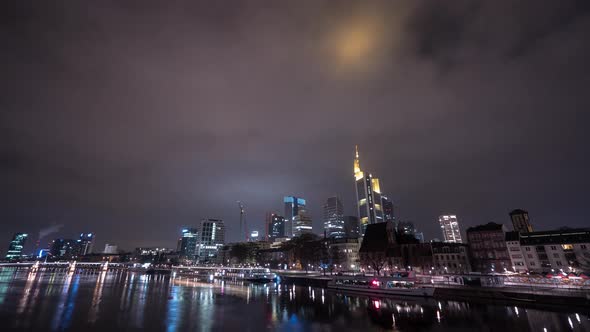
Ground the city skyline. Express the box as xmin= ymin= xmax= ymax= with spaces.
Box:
xmin=2 ymin=1 xmax=589 ymax=252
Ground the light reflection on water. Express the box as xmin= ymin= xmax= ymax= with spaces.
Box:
xmin=0 ymin=269 xmax=588 ymax=331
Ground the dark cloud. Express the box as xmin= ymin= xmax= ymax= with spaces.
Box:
xmin=1 ymin=0 xmax=589 ymax=251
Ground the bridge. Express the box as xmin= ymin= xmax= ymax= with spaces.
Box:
xmin=0 ymin=261 xmax=126 ymax=272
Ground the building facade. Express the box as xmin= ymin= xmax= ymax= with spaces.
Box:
xmin=50 ymin=239 xmax=81 ymax=260
xmin=284 ymin=196 xmax=306 ymax=237
xmin=397 ymin=221 xmax=415 ymax=237
xmin=197 ymin=218 xmax=225 ymax=262
xmin=343 ymin=216 xmax=360 ymax=238
xmin=507 ymin=228 xmax=590 ymax=273
xmin=354 ymin=146 xmax=385 ymax=236
xmin=382 ymin=196 xmax=394 ymax=223
xmin=466 ymin=222 xmax=512 ymax=273
xmin=178 ymin=228 xmax=199 ymax=261
xmin=431 ymin=242 xmax=471 ymax=274
xmin=78 ymin=233 xmax=95 ymax=255
xmin=268 ymin=214 xmax=285 ymax=241
xmin=293 ymin=212 xmax=313 ymax=237
xmin=5 ymin=233 xmax=28 ymax=261
xmin=103 ymin=244 xmax=118 ymax=254
xmin=323 ymin=196 xmax=344 ymax=238
xmin=327 ymin=237 xmax=361 ymax=271
xmin=510 ymin=209 xmax=533 ymax=233
xmin=439 ymin=215 xmax=463 ymax=243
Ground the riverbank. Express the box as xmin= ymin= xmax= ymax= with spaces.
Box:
xmin=278 ymin=273 xmax=590 ymax=308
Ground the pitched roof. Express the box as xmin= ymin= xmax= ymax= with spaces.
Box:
xmin=359 ymin=223 xmax=391 ymax=253
xmin=466 ymin=222 xmax=504 ymax=233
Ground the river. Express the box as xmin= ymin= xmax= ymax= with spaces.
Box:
xmin=0 ymin=269 xmax=588 ymax=331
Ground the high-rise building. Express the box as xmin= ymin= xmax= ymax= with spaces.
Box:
xmin=5 ymin=233 xmax=28 ymax=261
xmin=269 ymin=214 xmax=285 ymax=241
xmin=354 ymin=146 xmax=385 ymax=235
xmin=414 ymin=232 xmax=425 ymax=243
xmin=343 ymin=216 xmax=360 ymax=238
xmin=397 ymin=220 xmax=416 ymax=236
xmin=284 ymin=196 xmax=306 ymax=237
xmin=103 ymin=244 xmax=118 ymax=254
xmin=510 ymin=209 xmax=533 ymax=233
xmin=178 ymin=228 xmax=199 ymax=261
xmin=197 ymin=218 xmax=225 ymax=262
xmin=382 ymin=195 xmax=395 ymax=223
xmin=77 ymin=233 xmax=94 ymax=255
xmin=250 ymin=230 xmax=259 ymax=241
xmin=293 ymin=210 xmax=313 ymax=237
xmin=439 ymin=215 xmax=463 ymax=243
xmin=323 ymin=196 xmax=344 ymax=238
xmin=50 ymin=238 xmax=80 ymax=260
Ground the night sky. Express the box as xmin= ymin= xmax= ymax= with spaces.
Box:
xmin=1 ymin=1 xmax=589 ymax=252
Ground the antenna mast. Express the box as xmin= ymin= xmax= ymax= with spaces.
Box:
xmin=237 ymin=201 xmax=249 ymax=242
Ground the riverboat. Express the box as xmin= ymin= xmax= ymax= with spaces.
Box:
xmin=327 ymin=276 xmax=434 ymax=297
xmin=245 ymin=271 xmax=278 ymax=283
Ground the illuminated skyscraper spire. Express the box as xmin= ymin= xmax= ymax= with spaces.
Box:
xmin=354 ymin=145 xmax=364 ymax=180
xmin=354 ymin=145 xmax=386 ymax=236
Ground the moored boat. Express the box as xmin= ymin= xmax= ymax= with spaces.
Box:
xmin=327 ymin=276 xmax=434 ymax=297
xmin=246 ymin=272 xmax=278 ymax=283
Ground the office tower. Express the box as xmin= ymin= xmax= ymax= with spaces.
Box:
xmin=354 ymin=146 xmax=385 ymax=236
xmin=250 ymin=230 xmax=259 ymax=241
xmin=50 ymin=238 xmax=80 ymax=260
xmin=77 ymin=233 xmax=94 ymax=255
xmin=323 ymin=196 xmax=345 ymax=238
xmin=5 ymin=233 xmax=28 ymax=261
xmin=284 ymin=196 xmax=306 ymax=237
xmin=103 ymin=244 xmax=118 ymax=254
xmin=397 ymin=220 xmax=415 ymax=236
xmin=439 ymin=215 xmax=463 ymax=243
xmin=382 ymin=195 xmax=395 ymax=223
xmin=179 ymin=228 xmax=199 ymax=260
xmin=293 ymin=210 xmax=313 ymax=236
xmin=269 ymin=214 xmax=285 ymax=241
xmin=414 ymin=232 xmax=425 ymax=243
xmin=510 ymin=209 xmax=533 ymax=233
xmin=343 ymin=215 xmax=360 ymax=238
xmin=197 ymin=218 xmax=225 ymax=261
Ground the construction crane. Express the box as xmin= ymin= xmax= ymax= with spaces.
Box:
xmin=237 ymin=201 xmax=249 ymax=242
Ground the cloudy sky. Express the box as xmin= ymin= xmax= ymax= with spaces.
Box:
xmin=1 ymin=0 xmax=589 ymax=252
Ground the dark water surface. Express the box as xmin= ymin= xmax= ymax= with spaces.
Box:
xmin=0 ymin=269 xmax=588 ymax=331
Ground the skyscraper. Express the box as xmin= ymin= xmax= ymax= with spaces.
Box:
xmin=439 ymin=215 xmax=463 ymax=243
xmin=354 ymin=146 xmax=385 ymax=235
xmin=323 ymin=196 xmax=344 ymax=238
xmin=50 ymin=238 xmax=80 ymax=260
xmin=77 ymin=233 xmax=94 ymax=255
xmin=343 ymin=215 xmax=360 ymax=238
xmin=293 ymin=210 xmax=313 ymax=236
xmin=179 ymin=228 xmax=199 ymax=261
xmin=397 ymin=220 xmax=416 ymax=236
xmin=284 ymin=196 xmax=306 ymax=237
xmin=510 ymin=209 xmax=533 ymax=233
xmin=382 ymin=195 xmax=395 ymax=224
xmin=268 ymin=214 xmax=285 ymax=241
xmin=5 ymin=233 xmax=28 ymax=261
xmin=197 ymin=218 xmax=225 ymax=262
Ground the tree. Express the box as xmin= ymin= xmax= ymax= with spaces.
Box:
xmin=361 ymin=251 xmax=387 ymax=276
xmin=327 ymin=245 xmax=343 ymax=275
xmin=230 ymin=243 xmax=258 ymax=265
xmin=281 ymin=234 xmax=321 ymax=271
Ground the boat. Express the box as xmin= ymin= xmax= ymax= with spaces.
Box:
xmin=327 ymin=276 xmax=434 ymax=297
xmin=146 ymin=268 xmax=172 ymax=275
xmin=245 ymin=272 xmax=278 ymax=283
